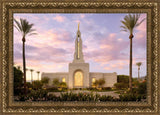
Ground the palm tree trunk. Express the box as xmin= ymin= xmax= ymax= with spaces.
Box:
xmin=37 ymin=73 xmax=39 ymax=81
xmin=31 ymin=72 xmax=33 ymax=84
xmin=22 ymin=38 xmax=26 ymax=94
xmin=129 ymin=36 xmax=133 ymax=91
xmin=138 ymin=67 xmax=140 ymax=81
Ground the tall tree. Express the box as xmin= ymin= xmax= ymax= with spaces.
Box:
xmin=136 ymin=62 xmax=142 ymax=81
xmin=30 ymin=69 xmax=34 ymax=84
xmin=37 ymin=71 xmax=40 ymax=81
xmin=14 ymin=18 xmax=36 ymax=94
xmin=120 ymin=14 xmax=145 ymax=91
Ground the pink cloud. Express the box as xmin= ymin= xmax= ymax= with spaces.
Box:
xmin=80 ymin=14 xmax=85 ymax=18
xmin=104 ymin=60 xmax=129 ymax=70
xmin=84 ymin=33 xmax=129 ymax=65
xmin=17 ymin=28 xmax=74 ymax=50
xmin=53 ymin=15 xmax=66 ymax=22
xmin=133 ymin=15 xmax=146 ymax=49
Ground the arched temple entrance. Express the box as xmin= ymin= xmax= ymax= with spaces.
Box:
xmin=74 ymin=70 xmax=83 ymax=87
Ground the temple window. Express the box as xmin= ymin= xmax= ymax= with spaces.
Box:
xmin=62 ymin=78 xmax=65 ymax=82
xmin=92 ymin=78 xmax=96 ymax=84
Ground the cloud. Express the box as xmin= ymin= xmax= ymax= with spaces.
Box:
xmin=133 ymin=18 xmax=146 ymax=49
xmin=13 ymin=28 xmax=74 ymax=52
xmin=14 ymin=43 xmax=71 ymax=63
xmin=53 ymin=15 xmax=66 ymax=22
xmin=104 ymin=61 xmax=128 ymax=70
xmin=84 ymin=33 xmax=129 ymax=65
xmin=80 ymin=14 xmax=85 ymax=18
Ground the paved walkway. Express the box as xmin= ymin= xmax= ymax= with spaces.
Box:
xmin=48 ymin=90 xmax=120 ymax=98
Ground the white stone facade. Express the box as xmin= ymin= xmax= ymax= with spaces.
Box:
xmin=41 ymin=24 xmax=117 ymax=88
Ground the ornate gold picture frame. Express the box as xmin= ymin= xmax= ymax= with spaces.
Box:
xmin=0 ymin=0 xmax=159 ymax=114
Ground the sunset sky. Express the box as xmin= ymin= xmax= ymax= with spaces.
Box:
xmin=13 ymin=13 xmax=147 ymax=81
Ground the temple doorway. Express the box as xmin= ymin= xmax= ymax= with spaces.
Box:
xmin=74 ymin=70 xmax=83 ymax=87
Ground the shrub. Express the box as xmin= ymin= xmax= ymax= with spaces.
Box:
xmin=137 ymin=81 xmax=146 ymax=94
xmin=102 ymin=87 xmax=112 ymax=91
xmin=118 ymin=81 xmax=147 ymax=102
xmin=59 ymin=92 xmax=102 ymax=102
xmin=114 ymin=83 xmax=128 ymax=89
xmin=32 ymin=80 xmax=43 ymax=90
xmin=99 ymin=95 xmax=114 ymax=101
xmin=119 ymin=93 xmax=137 ymax=101
xmin=19 ymin=95 xmax=29 ymax=101
xmin=59 ymin=82 xmax=67 ymax=88
xmin=14 ymin=66 xmax=23 ymax=96
xmin=47 ymin=94 xmax=60 ymax=101
xmin=41 ymin=77 xmax=50 ymax=86
xmin=94 ymin=93 xmax=100 ymax=101
xmin=117 ymin=75 xmax=129 ymax=83
xmin=98 ymin=78 xmax=105 ymax=88
xmin=46 ymin=87 xmax=59 ymax=92
xmin=119 ymin=93 xmax=146 ymax=102
xmin=26 ymin=82 xmax=32 ymax=88
xmin=52 ymin=78 xmax=60 ymax=87
xmin=93 ymin=78 xmax=105 ymax=88
xmin=27 ymin=89 xmax=48 ymax=101
xmin=60 ymin=92 xmax=78 ymax=101
xmin=114 ymin=75 xmax=129 ymax=90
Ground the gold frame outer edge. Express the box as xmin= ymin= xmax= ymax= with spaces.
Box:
xmin=0 ymin=0 xmax=159 ymax=114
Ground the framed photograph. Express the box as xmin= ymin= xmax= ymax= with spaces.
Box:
xmin=0 ymin=0 xmax=159 ymax=114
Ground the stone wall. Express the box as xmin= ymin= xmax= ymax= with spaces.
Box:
xmin=41 ymin=72 xmax=68 ymax=86
xmin=41 ymin=72 xmax=117 ymax=88
xmin=89 ymin=72 xmax=117 ymax=87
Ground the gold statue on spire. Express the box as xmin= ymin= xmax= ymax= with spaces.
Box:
xmin=78 ymin=22 xmax=80 ymax=31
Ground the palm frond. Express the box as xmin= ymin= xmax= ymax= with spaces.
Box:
xmin=14 ymin=18 xmax=36 ymax=38
xmin=120 ymin=14 xmax=145 ymax=35
xmin=135 ymin=18 xmax=145 ymax=27
xmin=28 ymin=33 xmax=37 ymax=36
xmin=136 ymin=62 xmax=142 ymax=66
xmin=120 ymin=29 xmax=128 ymax=32
xmin=14 ymin=18 xmax=23 ymax=33
xmin=14 ymin=25 xmax=21 ymax=32
xmin=120 ymin=26 xmax=128 ymax=32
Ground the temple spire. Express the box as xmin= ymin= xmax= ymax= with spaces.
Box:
xmin=73 ymin=23 xmax=84 ymax=63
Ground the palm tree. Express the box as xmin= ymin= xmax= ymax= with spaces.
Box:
xmin=37 ymin=71 xmax=40 ymax=81
xmin=30 ymin=69 xmax=34 ymax=84
xmin=120 ymin=14 xmax=145 ymax=91
xmin=14 ymin=18 xmax=36 ymax=94
xmin=136 ymin=62 xmax=142 ymax=81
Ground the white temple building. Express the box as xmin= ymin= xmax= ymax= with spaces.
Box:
xmin=41 ymin=24 xmax=117 ymax=89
